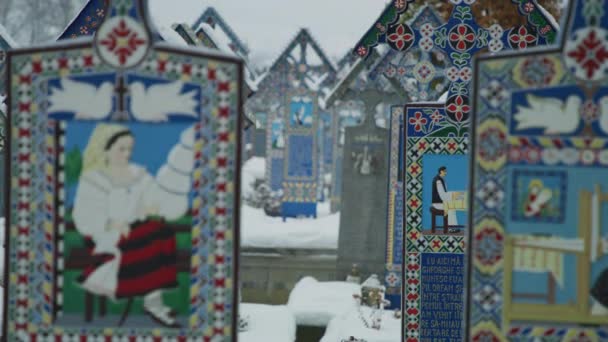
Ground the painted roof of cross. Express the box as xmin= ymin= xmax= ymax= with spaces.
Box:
xmin=349 ymin=0 xmax=560 ymax=129
xmin=256 ymin=28 xmax=337 ymax=94
xmin=57 ymin=0 xmax=109 ymax=40
xmin=192 ymin=7 xmax=250 ymax=58
xmin=353 ymin=0 xmax=559 ymax=59
xmin=322 ymin=45 xmax=396 ymax=110
xmin=57 ymin=0 xmax=166 ymax=41
xmin=366 ymin=5 xmax=446 ymax=103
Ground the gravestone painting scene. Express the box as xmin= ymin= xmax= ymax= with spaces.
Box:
xmin=0 ymin=0 xmax=592 ymax=341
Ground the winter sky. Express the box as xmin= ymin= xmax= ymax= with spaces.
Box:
xmin=149 ymin=0 xmax=390 ymax=68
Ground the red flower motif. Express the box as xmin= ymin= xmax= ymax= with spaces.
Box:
xmin=416 ymin=64 xmax=432 ymax=80
xmin=509 ymin=26 xmax=537 ymax=49
xmin=446 ymin=95 xmax=470 ymax=122
xmin=394 ymin=0 xmax=407 ymax=9
xmin=100 ymin=19 xmax=147 ymax=66
xmin=581 ymin=99 xmax=600 ymax=123
xmin=387 ymin=24 xmax=414 ymax=51
xmin=356 ymin=46 xmax=368 ymax=57
xmin=567 ymin=29 xmax=608 ymax=79
xmin=408 ymin=111 xmax=428 ymax=132
xmin=430 ymin=110 xmax=443 ymax=123
xmin=449 ymin=24 xmax=475 ymax=51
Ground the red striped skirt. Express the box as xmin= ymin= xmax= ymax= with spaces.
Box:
xmin=79 ymin=219 xmax=178 ymax=298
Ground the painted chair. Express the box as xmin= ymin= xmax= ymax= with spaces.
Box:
xmin=430 ymin=207 xmax=448 ymax=234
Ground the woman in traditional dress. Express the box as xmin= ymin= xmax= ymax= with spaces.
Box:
xmin=72 ymin=123 xmax=180 ymax=328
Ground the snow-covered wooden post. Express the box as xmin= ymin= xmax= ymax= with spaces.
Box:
xmin=3 ymin=0 xmax=242 ymax=340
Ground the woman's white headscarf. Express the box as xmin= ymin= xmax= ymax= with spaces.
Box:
xmin=82 ymin=123 xmax=131 ymax=173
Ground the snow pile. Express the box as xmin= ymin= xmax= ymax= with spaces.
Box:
xmin=241 ymin=203 xmax=339 ymax=249
xmin=240 ymin=157 xmax=339 ymax=250
xmin=320 ymin=306 xmax=401 ymax=342
xmin=0 ymin=95 xmax=6 ymax=115
xmin=155 ymin=23 xmax=189 ymax=47
xmin=239 ymin=303 xmax=296 ymax=342
xmin=241 ymin=156 xmax=265 ymax=197
xmin=287 ymin=277 xmax=360 ymax=326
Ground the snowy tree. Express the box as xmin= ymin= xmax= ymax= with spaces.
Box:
xmin=1 ymin=0 xmax=85 ymax=44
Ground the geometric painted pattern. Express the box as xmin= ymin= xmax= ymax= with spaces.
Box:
xmin=403 ymin=114 xmax=468 ymax=341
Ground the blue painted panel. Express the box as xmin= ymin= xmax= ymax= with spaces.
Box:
xmin=282 ymin=202 xmax=316 ymax=219
xmin=270 ymin=158 xmax=284 ymax=190
xmin=420 ymin=253 xmax=464 ymax=340
xmin=287 ymin=135 xmax=314 ymax=178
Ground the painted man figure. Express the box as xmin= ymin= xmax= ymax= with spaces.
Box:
xmin=431 ymin=166 xmax=459 ymax=227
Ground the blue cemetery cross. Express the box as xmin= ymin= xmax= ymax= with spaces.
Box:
xmin=468 ymin=0 xmax=608 ymax=339
xmin=3 ymin=0 xmax=241 ymax=339
xmin=276 ymin=30 xmax=335 ymax=220
xmin=354 ymin=0 xmax=559 ymax=340
xmin=259 ymin=30 xmax=336 ymax=217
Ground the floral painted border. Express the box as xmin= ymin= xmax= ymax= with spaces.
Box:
xmin=5 ymin=45 xmax=240 ymax=341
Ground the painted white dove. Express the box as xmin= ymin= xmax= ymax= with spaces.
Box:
xmin=598 ymin=96 xmax=608 ymax=135
xmin=514 ymin=94 xmax=582 ymax=134
xmin=48 ymin=78 xmax=113 ymax=119
xmin=129 ymin=81 xmax=198 ymax=122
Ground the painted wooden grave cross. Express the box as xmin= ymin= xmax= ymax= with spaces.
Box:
xmin=3 ymin=0 xmax=242 ymax=340
xmin=467 ymin=0 xmax=608 ymax=339
xmin=354 ymin=0 xmax=559 ymax=340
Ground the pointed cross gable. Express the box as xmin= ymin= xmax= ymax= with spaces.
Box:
xmin=192 ymin=7 xmax=249 ymax=58
xmin=258 ymin=28 xmax=337 ymax=93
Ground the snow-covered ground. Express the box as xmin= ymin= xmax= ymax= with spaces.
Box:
xmin=241 ymin=157 xmax=266 ymax=197
xmin=241 ymin=157 xmax=340 ymax=250
xmin=287 ymin=277 xmax=360 ymax=327
xmin=241 ymin=203 xmax=339 ymax=249
xmin=320 ymin=306 xmax=401 ymax=342
xmin=239 ymin=303 xmax=296 ymax=342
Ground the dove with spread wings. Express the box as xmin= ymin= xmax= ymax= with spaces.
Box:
xmin=48 ymin=78 xmax=114 ymax=119
xmin=514 ymin=94 xmax=582 ymax=135
xmin=129 ymin=81 xmax=198 ymax=122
